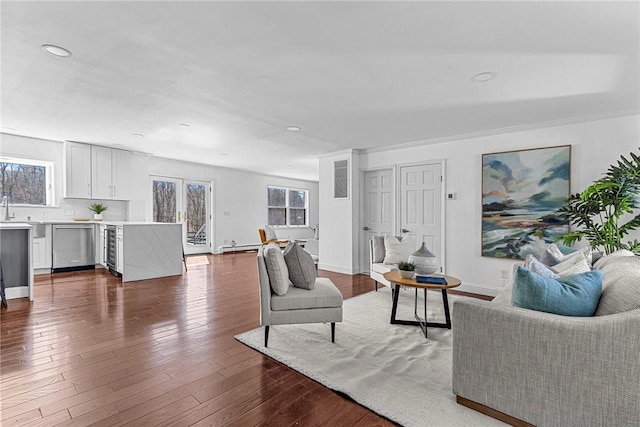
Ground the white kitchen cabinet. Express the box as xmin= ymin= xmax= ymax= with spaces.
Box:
xmin=31 ymin=223 xmax=51 ymax=271
xmin=65 ymin=142 xmax=133 ymax=200
xmin=32 ymin=237 xmax=47 ymax=269
xmin=64 ymin=142 xmax=92 ymax=198
xmin=116 ymin=226 xmax=124 ymax=274
xmin=91 ymin=145 xmax=113 ymax=199
xmin=91 ymin=146 xmax=132 ymax=200
xmin=111 ymin=149 xmax=131 ymax=200
xmin=97 ymin=224 xmax=106 ymax=266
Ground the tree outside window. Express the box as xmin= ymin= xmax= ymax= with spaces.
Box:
xmin=268 ymin=186 xmax=307 ymax=226
xmin=0 ymin=158 xmax=53 ymax=206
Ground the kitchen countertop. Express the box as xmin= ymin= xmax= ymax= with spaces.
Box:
xmin=26 ymin=220 xmax=172 ymax=226
xmin=0 ymin=222 xmax=32 ymax=229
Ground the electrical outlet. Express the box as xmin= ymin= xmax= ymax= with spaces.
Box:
xmin=223 ymin=239 xmax=228 ymax=244
xmin=64 ymin=209 xmax=74 ymax=215
xmin=41 ymin=211 xmax=47 ymax=217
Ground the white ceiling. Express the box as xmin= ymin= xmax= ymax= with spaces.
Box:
xmin=1 ymin=1 xmax=638 ymax=181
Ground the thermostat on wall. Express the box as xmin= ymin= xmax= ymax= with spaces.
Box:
xmin=447 ymin=193 xmax=456 ymax=200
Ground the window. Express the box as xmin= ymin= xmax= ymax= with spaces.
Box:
xmin=268 ymin=186 xmax=308 ymax=226
xmin=0 ymin=157 xmax=54 ymax=206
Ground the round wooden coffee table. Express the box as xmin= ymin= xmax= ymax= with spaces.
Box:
xmin=383 ymin=271 xmax=461 ymax=338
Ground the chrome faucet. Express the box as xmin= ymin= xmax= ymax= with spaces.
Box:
xmin=2 ymin=196 xmax=14 ymax=221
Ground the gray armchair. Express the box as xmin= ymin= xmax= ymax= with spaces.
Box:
xmin=257 ymin=247 xmax=343 ymax=347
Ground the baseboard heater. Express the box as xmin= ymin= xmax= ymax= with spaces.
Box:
xmin=218 ymin=243 xmax=262 ymax=254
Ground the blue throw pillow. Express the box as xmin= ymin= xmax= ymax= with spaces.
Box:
xmin=512 ymin=266 xmax=603 ymax=317
xmin=556 ymin=244 xmax=577 ymax=255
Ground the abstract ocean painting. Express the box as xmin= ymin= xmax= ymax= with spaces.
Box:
xmin=482 ymin=145 xmax=571 ymax=259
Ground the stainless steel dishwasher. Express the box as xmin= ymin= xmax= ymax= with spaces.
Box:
xmin=52 ymin=224 xmax=95 ymax=272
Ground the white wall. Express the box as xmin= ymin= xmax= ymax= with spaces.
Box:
xmin=0 ymin=134 xmax=319 ymax=254
xmin=149 ymin=157 xmax=319 ymax=252
xmin=320 ymin=114 xmax=640 ymax=295
xmin=318 ymin=150 xmax=361 ymax=274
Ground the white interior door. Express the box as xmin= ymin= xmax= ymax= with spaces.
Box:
xmin=151 ymin=177 xmax=212 ymax=255
xmin=360 ymin=169 xmax=393 ymax=272
xmin=399 ymin=163 xmax=443 ymax=272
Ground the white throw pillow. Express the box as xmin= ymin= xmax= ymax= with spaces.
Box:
xmin=263 ymin=243 xmax=290 ymax=295
xmin=551 ymin=253 xmax=591 ymax=276
xmin=541 ymin=243 xmax=592 ymax=266
xmin=383 ymin=234 xmax=415 ymax=265
xmin=524 ymin=254 xmax=558 ymax=278
xmin=265 ymin=225 xmax=278 ymax=241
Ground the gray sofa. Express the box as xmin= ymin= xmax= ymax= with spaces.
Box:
xmin=452 ymin=252 xmax=640 ymax=426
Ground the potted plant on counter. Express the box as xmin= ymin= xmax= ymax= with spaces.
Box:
xmin=89 ymin=203 xmax=107 ymax=221
xmin=398 ymin=261 xmax=416 ymax=279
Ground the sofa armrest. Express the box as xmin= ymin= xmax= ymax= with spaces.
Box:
xmin=452 ymin=299 xmax=640 ymax=426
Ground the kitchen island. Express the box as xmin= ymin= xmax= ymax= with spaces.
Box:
xmin=99 ymin=221 xmax=183 ymax=282
xmin=0 ymin=222 xmax=34 ymax=300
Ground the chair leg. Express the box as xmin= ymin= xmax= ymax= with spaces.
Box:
xmin=264 ymin=325 xmax=270 ymax=347
xmin=331 ymin=322 xmax=336 ymax=343
xmin=375 ymin=281 xmax=378 ymax=291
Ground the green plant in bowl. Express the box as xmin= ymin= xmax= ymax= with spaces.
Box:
xmin=398 ymin=261 xmax=416 ymax=279
xmin=398 ymin=261 xmax=415 ymax=271
xmin=89 ymin=203 xmax=107 ymax=214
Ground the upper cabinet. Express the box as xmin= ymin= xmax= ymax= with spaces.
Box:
xmin=111 ymin=148 xmax=131 ymax=200
xmin=64 ymin=142 xmax=92 ymax=198
xmin=64 ymin=142 xmax=132 ymax=200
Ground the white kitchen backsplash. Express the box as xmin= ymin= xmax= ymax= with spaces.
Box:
xmin=10 ymin=199 xmax=128 ymax=222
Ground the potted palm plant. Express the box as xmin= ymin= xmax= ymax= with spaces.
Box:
xmin=89 ymin=203 xmax=107 ymax=221
xmin=558 ymin=149 xmax=640 ymax=255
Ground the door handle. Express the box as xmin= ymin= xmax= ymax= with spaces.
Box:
xmin=363 ymin=226 xmax=370 ymax=231
xmin=401 ymin=228 xmax=411 ymax=233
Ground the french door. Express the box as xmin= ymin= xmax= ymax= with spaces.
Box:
xmin=152 ymin=177 xmax=212 ymax=255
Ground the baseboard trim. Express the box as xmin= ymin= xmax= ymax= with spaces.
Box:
xmin=5 ymin=286 xmax=29 ymax=300
xmin=456 ymin=282 xmax=501 ymax=297
xmin=317 ymin=263 xmax=359 ymax=275
xmin=456 ymin=396 xmax=534 ymax=427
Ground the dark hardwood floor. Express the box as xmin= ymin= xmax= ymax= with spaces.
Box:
xmin=1 ymin=252 xmax=489 ymax=426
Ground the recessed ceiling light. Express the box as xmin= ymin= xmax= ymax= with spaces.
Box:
xmin=179 ymin=123 xmax=191 ymax=127
xmin=471 ymin=72 xmax=496 ymax=83
xmin=132 ymin=133 xmax=144 ymax=137
xmin=286 ymin=126 xmax=301 ymax=132
xmin=42 ymin=44 xmax=72 ymax=57
xmin=219 ymin=153 xmax=228 ymax=156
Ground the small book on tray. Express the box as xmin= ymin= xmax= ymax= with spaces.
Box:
xmin=416 ymin=275 xmax=447 ymax=284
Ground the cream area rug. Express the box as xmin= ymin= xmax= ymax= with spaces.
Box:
xmin=235 ymin=287 xmax=506 ymax=427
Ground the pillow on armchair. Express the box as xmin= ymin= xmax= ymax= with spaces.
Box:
xmin=383 ymin=234 xmax=415 ymax=265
